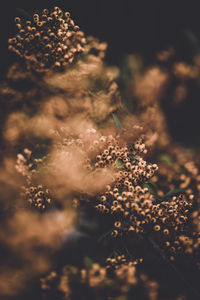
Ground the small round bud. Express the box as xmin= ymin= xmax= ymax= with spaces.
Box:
xmin=45 ymin=44 xmax=52 ymax=50
xmin=16 ymin=23 xmax=22 ymax=30
xmin=114 ymin=221 xmax=121 ymax=228
xmin=154 ymin=225 xmax=160 ymax=231
xmin=70 ymin=20 xmax=75 ymax=27
xmin=35 ymin=32 xmax=40 ymax=38
xmin=37 ymin=21 xmax=43 ymax=27
xmin=42 ymin=14 xmax=47 ymax=21
xmin=163 ymin=229 xmax=169 ymax=235
xmin=65 ymin=12 xmax=70 ymax=18
xmin=15 ymin=17 xmax=21 ymax=23
xmin=43 ymin=9 xmax=49 ymax=15
xmin=43 ymin=36 xmax=49 ymax=43
xmin=111 ymin=230 xmax=118 ymax=237
xmin=74 ymin=25 xmax=80 ymax=31
xmin=33 ymin=14 xmax=39 ymax=19
xmin=57 ymin=47 xmax=62 ymax=53
xmin=20 ymin=29 xmax=25 ymax=35
xmin=101 ymin=195 xmax=106 ymax=202
xmin=54 ymin=61 xmax=61 ymax=68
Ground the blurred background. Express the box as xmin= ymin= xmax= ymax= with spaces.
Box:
xmin=1 ymin=3 xmax=200 ymax=299
xmin=1 ymin=0 xmax=200 ymax=146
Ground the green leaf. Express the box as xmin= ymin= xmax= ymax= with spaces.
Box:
xmin=112 ymin=113 xmax=121 ymax=130
xmin=115 ymin=158 xmax=124 ymax=168
xmin=16 ymin=8 xmax=32 ymax=19
xmin=143 ymin=183 xmax=162 ymax=201
xmin=184 ymin=29 xmax=200 ymax=54
xmin=159 ymin=154 xmax=173 ymax=166
xmin=83 ymin=256 xmax=93 ymax=271
xmin=143 ymin=182 xmax=157 ymax=194
xmin=163 ymin=188 xmax=186 ymax=199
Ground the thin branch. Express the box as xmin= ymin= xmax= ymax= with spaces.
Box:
xmin=148 ymin=235 xmax=200 ymax=299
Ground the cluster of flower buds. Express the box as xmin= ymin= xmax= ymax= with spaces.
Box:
xmin=71 ymin=130 xmax=190 ymax=241
xmin=8 ymin=7 xmax=87 ymax=72
xmin=153 ymin=195 xmax=191 ymax=231
xmin=106 ymin=254 xmax=143 ymax=271
xmin=151 ymin=194 xmax=192 ymax=260
xmin=40 ymin=262 xmax=140 ymax=298
xmin=16 ymin=148 xmax=32 ymax=182
xmin=153 ymin=150 xmax=199 ymax=198
xmin=91 ymin=135 xmax=159 ymax=236
xmin=21 ymin=184 xmax=52 ymax=210
xmin=108 ymin=192 xmax=191 ymax=243
xmin=52 ymin=127 xmax=160 ymax=236
xmin=40 ymin=271 xmax=57 ymax=290
xmin=82 ymin=131 xmax=194 ymax=248
xmin=170 ymin=210 xmax=200 ymax=262
xmin=16 ymin=148 xmax=52 ymax=210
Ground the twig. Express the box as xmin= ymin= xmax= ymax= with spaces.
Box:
xmin=98 ymin=229 xmax=113 ymax=243
xmin=148 ymin=235 xmax=200 ymax=299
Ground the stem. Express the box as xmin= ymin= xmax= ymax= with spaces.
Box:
xmin=148 ymin=235 xmax=200 ymax=299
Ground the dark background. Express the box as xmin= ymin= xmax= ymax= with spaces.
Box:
xmin=1 ymin=0 xmax=200 ymax=75
xmin=1 ymin=0 xmax=200 ymax=146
